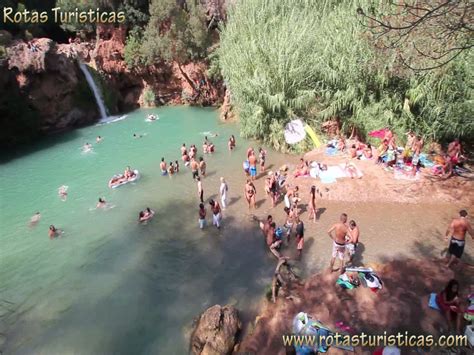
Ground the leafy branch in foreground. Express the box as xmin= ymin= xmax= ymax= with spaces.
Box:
xmin=357 ymin=0 xmax=474 ymax=72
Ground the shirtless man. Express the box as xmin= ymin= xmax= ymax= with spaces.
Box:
xmin=181 ymin=143 xmax=187 ymax=155
xmin=346 ymin=220 xmax=359 ymax=264
xmin=259 ymin=215 xmax=273 ymax=236
xmin=266 ymin=222 xmax=282 ymax=259
xmin=284 ymin=186 xmax=299 ymax=209
xmin=244 ymin=179 xmax=257 ymax=210
xmin=190 ymin=158 xmax=199 ymax=179
xmin=328 ymin=213 xmax=352 ymax=272
xmin=197 ymin=177 xmax=204 ymax=203
xmin=160 ymin=158 xmax=167 ymax=176
xmin=209 ymin=199 xmax=222 ymax=229
xmin=248 ymin=152 xmax=258 ymax=181
xmin=445 ymin=210 xmax=473 ymax=267
xmin=198 ymin=203 xmax=206 ymax=229
xmin=199 ymin=157 xmax=206 ymax=176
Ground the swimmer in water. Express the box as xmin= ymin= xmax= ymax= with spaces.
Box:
xmin=58 ymin=185 xmax=68 ymax=201
xmin=29 ymin=212 xmax=41 ymax=227
xmin=48 ymin=225 xmax=62 ymax=239
xmin=96 ymin=136 xmax=102 ymax=143
xmin=133 ymin=133 xmax=143 ymax=139
xmin=139 ymin=208 xmax=155 ymax=222
xmin=83 ymin=142 xmax=92 ymax=152
xmin=97 ymin=198 xmax=107 ymax=208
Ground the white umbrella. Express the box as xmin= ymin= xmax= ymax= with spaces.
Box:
xmin=284 ymin=119 xmax=306 ymax=144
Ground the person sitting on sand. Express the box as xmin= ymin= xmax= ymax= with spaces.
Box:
xmin=436 ymin=279 xmax=464 ymax=333
xmin=337 ymin=136 xmax=346 ymax=152
xmin=385 ymin=146 xmax=397 ymax=168
xmin=328 ymin=213 xmax=352 ymax=273
xmin=346 ymin=220 xmax=359 ymax=264
xmin=199 ymin=157 xmax=206 ymax=176
xmin=376 ymin=140 xmax=389 ymax=164
xmin=448 ymin=139 xmax=465 ymax=166
xmin=344 ymin=161 xmax=358 ymax=179
xmin=348 ymin=144 xmax=357 ymax=159
xmin=97 ymin=198 xmax=107 ymax=208
xmin=244 ymin=179 xmax=257 ymax=210
xmin=444 ymin=210 xmax=473 ymax=268
xmin=198 ymin=203 xmax=207 ymax=229
xmin=29 ymin=212 xmax=41 ymax=227
xmin=160 ymin=158 xmax=167 ymax=176
xmin=294 ymin=160 xmax=309 ymax=178
xmin=363 ymin=144 xmax=373 ymax=159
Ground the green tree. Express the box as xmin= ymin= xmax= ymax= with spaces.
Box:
xmin=140 ymin=0 xmax=210 ymax=88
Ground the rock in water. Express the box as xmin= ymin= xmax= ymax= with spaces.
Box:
xmin=190 ymin=304 xmax=241 ymax=355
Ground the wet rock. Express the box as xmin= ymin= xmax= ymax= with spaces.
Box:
xmin=190 ymin=304 xmax=241 ymax=355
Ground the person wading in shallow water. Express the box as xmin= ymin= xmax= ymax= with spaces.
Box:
xmin=209 ymin=199 xmax=222 ymax=229
xmin=197 ymin=177 xmax=204 ymax=203
xmin=444 ymin=210 xmax=473 ymax=268
xmin=327 ymin=213 xmax=351 ymax=273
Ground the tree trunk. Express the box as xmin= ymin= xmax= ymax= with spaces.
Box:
xmin=177 ymin=62 xmax=198 ymax=93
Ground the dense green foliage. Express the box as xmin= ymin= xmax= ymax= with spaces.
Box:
xmin=219 ymin=0 xmax=473 ymax=151
xmin=124 ymin=0 xmax=210 ymax=68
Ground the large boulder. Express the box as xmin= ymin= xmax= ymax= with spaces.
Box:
xmin=190 ymin=305 xmax=241 ymax=355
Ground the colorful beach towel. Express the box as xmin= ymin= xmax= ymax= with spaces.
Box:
xmin=368 ymin=128 xmax=387 ymax=139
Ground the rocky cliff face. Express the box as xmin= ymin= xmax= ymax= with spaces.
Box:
xmin=0 ymin=38 xmax=99 ymax=148
xmin=1 ymin=24 xmax=225 ymax=148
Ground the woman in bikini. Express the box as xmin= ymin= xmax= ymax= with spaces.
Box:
xmin=244 ymin=179 xmax=257 ymax=210
xmin=308 ymin=185 xmax=317 ymax=223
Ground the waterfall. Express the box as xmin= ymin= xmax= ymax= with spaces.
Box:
xmin=78 ymin=62 xmax=108 ymax=120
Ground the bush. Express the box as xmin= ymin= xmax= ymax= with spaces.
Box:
xmin=143 ymin=88 xmax=156 ymax=107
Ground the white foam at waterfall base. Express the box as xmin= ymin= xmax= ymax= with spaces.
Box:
xmin=78 ymin=62 xmax=108 ymax=120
